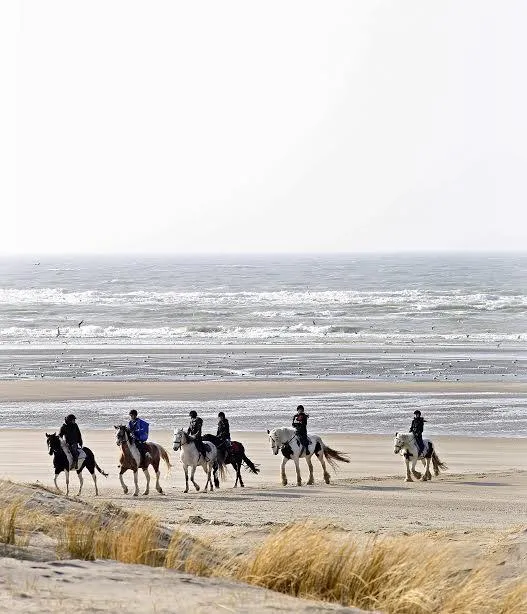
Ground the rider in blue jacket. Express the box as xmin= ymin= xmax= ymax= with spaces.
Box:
xmin=129 ymin=409 xmax=149 ymax=464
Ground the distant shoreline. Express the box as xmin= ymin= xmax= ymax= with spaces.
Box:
xmin=1 ymin=379 xmax=527 ymax=402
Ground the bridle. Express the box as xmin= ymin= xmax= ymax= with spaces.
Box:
xmin=269 ymin=431 xmax=296 ymax=453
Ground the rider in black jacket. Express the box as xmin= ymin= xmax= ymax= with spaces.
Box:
xmin=188 ymin=410 xmax=207 ymax=457
xmin=216 ymin=412 xmax=231 ymax=447
xmin=59 ymin=414 xmax=83 ymax=468
xmin=410 ymin=410 xmax=426 ymax=455
xmin=292 ymin=405 xmax=310 ymax=454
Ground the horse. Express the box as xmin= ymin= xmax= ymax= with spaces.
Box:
xmin=267 ymin=427 xmax=350 ymax=486
xmin=393 ymin=432 xmax=448 ymax=482
xmin=203 ymin=434 xmax=260 ymax=488
xmin=172 ymin=428 xmax=226 ymax=493
xmin=46 ymin=433 xmax=108 ymax=496
xmin=114 ymin=425 xmax=171 ymax=496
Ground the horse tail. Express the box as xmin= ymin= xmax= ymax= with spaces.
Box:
xmin=215 ymin=451 xmax=228 ymax=481
xmin=158 ymin=444 xmax=172 ymax=474
xmin=431 ymin=451 xmax=448 ymax=476
xmin=95 ymin=462 xmax=109 ymax=478
xmin=323 ymin=445 xmax=350 ymax=471
xmin=242 ymin=453 xmax=260 ymax=474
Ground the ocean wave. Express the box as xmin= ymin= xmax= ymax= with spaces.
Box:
xmin=1 ymin=324 xmax=523 ymax=344
xmin=1 ymin=287 xmax=526 ymax=312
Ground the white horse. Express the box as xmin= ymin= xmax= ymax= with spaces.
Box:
xmin=172 ymin=428 xmax=225 ymax=493
xmin=267 ymin=427 xmax=349 ymax=486
xmin=393 ymin=432 xmax=448 ymax=482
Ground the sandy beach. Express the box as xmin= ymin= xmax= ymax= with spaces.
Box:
xmin=0 ymin=380 xmax=525 ymax=612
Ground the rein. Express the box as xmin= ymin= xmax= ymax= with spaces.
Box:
xmin=270 ymin=432 xmax=297 ymax=451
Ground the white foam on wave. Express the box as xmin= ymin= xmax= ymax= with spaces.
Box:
xmin=1 ymin=287 xmax=527 ymax=312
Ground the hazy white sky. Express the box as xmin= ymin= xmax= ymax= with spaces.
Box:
xmin=2 ymin=1 xmax=526 ymax=254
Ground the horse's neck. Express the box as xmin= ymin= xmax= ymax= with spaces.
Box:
xmin=123 ymin=435 xmax=138 ymax=458
xmin=276 ymin=427 xmax=295 ymax=443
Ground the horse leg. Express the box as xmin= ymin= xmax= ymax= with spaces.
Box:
xmin=237 ymin=460 xmax=244 ymax=488
xmin=411 ymin=458 xmax=422 ymax=480
xmin=77 ymin=470 xmax=83 ymax=496
xmin=280 ymin=457 xmax=288 ymax=486
xmin=316 ymin=451 xmax=331 ymax=484
xmin=404 ymin=457 xmax=413 ymax=482
xmin=65 ymin=470 xmax=70 ymax=496
xmin=91 ymin=470 xmax=99 ymax=496
xmin=190 ymin=465 xmax=200 ymax=491
xmin=142 ymin=468 xmax=150 ymax=495
xmin=54 ymin=471 xmax=61 ymax=493
xmin=155 ymin=467 xmax=163 ymax=494
xmin=205 ymin=462 xmax=214 ymax=492
xmin=119 ymin=468 xmax=129 ymax=494
xmin=305 ymin=455 xmax=315 ymax=485
xmin=132 ymin=470 xmax=139 ymax=496
xmin=293 ymin=457 xmax=302 ymax=486
xmin=424 ymin=457 xmax=432 ymax=481
xmin=183 ymin=464 xmax=189 ymax=493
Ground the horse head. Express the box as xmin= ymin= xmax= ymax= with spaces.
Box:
xmin=393 ymin=432 xmax=410 ymax=454
xmin=114 ymin=424 xmax=131 ymax=447
xmin=267 ymin=428 xmax=282 ymax=455
xmin=173 ymin=428 xmax=186 ymax=451
xmin=46 ymin=432 xmax=60 ymax=456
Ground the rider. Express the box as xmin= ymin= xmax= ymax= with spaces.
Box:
xmin=292 ymin=404 xmax=310 ymax=454
xmin=188 ymin=410 xmax=208 ymax=458
xmin=59 ymin=414 xmax=83 ymax=469
xmin=128 ymin=409 xmax=150 ymax=465
xmin=216 ymin=411 xmax=231 ymax=447
xmin=410 ymin=410 xmax=426 ymax=455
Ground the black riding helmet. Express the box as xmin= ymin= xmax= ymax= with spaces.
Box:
xmin=218 ymin=411 xmax=225 ymax=418
xmin=65 ymin=414 xmax=76 ymax=423
xmin=414 ymin=410 xmax=421 ymax=416
xmin=189 ymin=410 xmax=197 ymax=418
xmin=297 ymin=405 xmax=305 ymax=412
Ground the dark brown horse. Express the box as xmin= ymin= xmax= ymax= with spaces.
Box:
xmin=203 ymin=434 xmax=259 ymax=488
xmin=115 ymin=425 xmax=171 ymax=496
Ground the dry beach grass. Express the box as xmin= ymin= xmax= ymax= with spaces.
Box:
xmin=0 ymin=487 xmax=524 ymax=614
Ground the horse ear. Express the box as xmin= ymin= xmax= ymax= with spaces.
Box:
xmin=266 ymin=429 xmax=270 ymax=434
xmin=395 ymin=432 xmax=398 ymax=436
xmin=114 ymin=425 xmax=119 ymax=429
xmin=45 ymin=433 xmax=49 ymax=437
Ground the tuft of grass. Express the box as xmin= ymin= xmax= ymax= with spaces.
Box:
xmin=0 ymin=501 xmax=21 ymax=545
xmin=233 ymin=522 xmax=526 ymax=614
xmin=60 ymin=513 xmax=166 ymax=567
xmin=165 ymin=530 xmax=223 ymax=576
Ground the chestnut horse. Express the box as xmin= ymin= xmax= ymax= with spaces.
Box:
xmin=115 ymin=425 xmax=171 ymax=496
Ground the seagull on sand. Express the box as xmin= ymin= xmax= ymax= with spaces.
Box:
xmin=78 ymin=320 xmax=84 ymax=328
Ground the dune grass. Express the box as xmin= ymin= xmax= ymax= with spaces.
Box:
xmin=0 ymin=501 xmax=21 ymax=545
xmin=0 ymin=489 xmax=524 ymax=613
xmin=233 ymin=522 xmax=526 ymax=614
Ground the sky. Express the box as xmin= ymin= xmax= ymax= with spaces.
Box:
xmin=1 ymin=1 xmax=526 ymax=254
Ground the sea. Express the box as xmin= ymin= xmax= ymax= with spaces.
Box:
xmin=1 ymin=254 xmax=526 ymax=436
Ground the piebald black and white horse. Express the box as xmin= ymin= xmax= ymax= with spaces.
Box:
xmin=46 ymin=433 xmax=108 ymax=496
xmin=393 ymin=432 xmax=448 ymax=482
xmin=267 ymin=427 xmax=349 ymax=486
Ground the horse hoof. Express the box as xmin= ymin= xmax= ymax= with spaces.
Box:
xmin=123 ymin=488 xmax=128 ymax=494
xmin=142 ymin=492 xmax=149 ymax=496
xmin=183 ymin=489 xmax=189 ymax=493
xmin=195 ymin=486 xmax=200 ymax=492
xmin=405 ymin=478 xmax=413 ymax=482
xmin=133 ymin=493 xmax=138 ymax=497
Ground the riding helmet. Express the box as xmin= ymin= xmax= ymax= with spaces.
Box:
xmin=414 ymin=410 xmax=421 ymax=416
xmin=189 ymin=410 xmax=197 ymax=418
xmin=218 ymin=411 xmax=225 ymax=418
xmin=65 ymin=414 xmax=76 ymax=423
xmin=297 ymin=405 xmax=305 ymax=412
